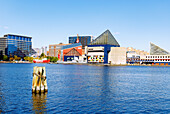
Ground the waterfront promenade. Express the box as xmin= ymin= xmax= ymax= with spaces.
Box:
xmin=0 ymin=63 xmax=170 ymax=113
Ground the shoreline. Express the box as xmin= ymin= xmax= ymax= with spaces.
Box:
xmin=1 ymin=61 xmax=170 ymax=67
xmin=57 ymin=63 xmax=170 ymax=67
xmin=0 ymin=61 xmax=32 ymax=63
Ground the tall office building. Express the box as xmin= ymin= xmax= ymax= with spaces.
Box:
xmin=68 ymin=35 xmax=92 ymax=49
xmin=0 ymin=37 xmax=7 ymax=56
xmin=86 ymin=30 xmax=120 ymax=64
xmin=0 ymin=34 xmax=32 ymax=57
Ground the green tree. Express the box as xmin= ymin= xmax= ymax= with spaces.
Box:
xmin=16 ymin=57 xmax=21 ymax=61
xmin=28 ymin=57 xmax=33 ymax=62
xmin=14 ymin=55 xmax=17 ymax=60
xmin=9 ymin=57 xmax=14 ymax=61
xmin=24 ymin=56 xmax=29 ymax=61
xmin=51 ymin=57 xmax=58 ymax=63
xmin=40 ymin=53 xmax=46 ymax=58
xmin=47 ymin=56 xmax=50 ymax=60
xmin=3 ymin=55 xmax=8 ymax=61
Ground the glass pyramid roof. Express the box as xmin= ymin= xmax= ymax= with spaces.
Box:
xmin=150 ymin=42 xmax=170 ymax=55
xmin=89 ymin=30 xmax=120 ymax=46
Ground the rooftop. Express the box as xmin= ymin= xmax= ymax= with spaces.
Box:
xmin=89 ymin=30 xmax=120 ymax=46
xmin=4 ymin=34 xmax=32 ymax=38
xmin=150 ymin=42 xmax=170 ymax=55
xmin=0 ymin=37 xmax=6 ymax=39
xmin=49 ymin=43 xmax=70 ymax=46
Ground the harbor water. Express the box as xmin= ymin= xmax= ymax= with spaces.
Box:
xmin=0 ymin=63 xmax=170 ymax=113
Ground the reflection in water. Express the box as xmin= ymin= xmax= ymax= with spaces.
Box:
xmin=32 ymin=93 xmax=47 ymax=113
xmin=0 ymin=89 xmax=3 ymax=113
xmin=99 ymin=66 xmax=112 ymax=111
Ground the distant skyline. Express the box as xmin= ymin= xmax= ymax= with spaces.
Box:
xmin=0 ymin=0 xmax=170 ymax=52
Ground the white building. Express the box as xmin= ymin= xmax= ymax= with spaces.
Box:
xmin=32 ymin=46 xmax=47 ymax=57
xmin=32 ymin=48 xmax=41 ymax=57
xmin=41 ymin=46 xmax=47 ymax=56
xmin=85 ymin=46 xmax=104 ymax=63
xmin=108 ymin=47 xmax=127 ymax=65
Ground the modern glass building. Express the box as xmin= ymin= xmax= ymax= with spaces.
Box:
xmin=150 ymin=42 xmax=170 ymax=55
xmin=0 ymin=34 xmax=32 ymax=57
xmin=69 ymin=36 xmax=92 ymax=49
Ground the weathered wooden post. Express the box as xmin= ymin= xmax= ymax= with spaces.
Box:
xmin=42 ymin=67 xmax=48 ymax=92
xmin=32 ymin=66 xmax=38 ymax=93
xmin=32 ymin=66 xmax=48 ymax=93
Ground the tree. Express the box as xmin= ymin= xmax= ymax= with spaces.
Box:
xmin=50 ymin=57 xmax=58 ymax=63
xmin=14 ymin=55 xmax=18 ymax=60
xmin=16 ymin=57 xmax=21 ymax=61
xmin=28 ymin=57 xmax=33 ymax=62
xmin=3 ymin=55 xmax=8 ymax=61
xmin=40 ymin=53 xmax=46 ymax=58
xmin=9 ymin=57 xmax=14 ymax=61
xmin=24 ymin=56 xmax=29 ymax=61
xmin=47 ymin=56 xmax=50 ymax=60
xmin=24 ymin=56 xmax=33 ymax=62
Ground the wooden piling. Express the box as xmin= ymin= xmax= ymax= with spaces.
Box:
xmin=32 ymin=66 xmax=48 ymax=93
xmin=32 ymin=66 xmax=38 ymax=93
xmin=42 ymin=67 xmax=48 ymax=92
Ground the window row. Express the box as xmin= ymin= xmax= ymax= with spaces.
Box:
xmin=146 ymin=56 xmax=170 ymax=58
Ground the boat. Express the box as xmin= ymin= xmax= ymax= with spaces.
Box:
xmin=33 ymin=58 xmax=50 ymax=63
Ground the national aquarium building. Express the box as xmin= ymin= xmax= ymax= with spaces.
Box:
xmin=85 ymin=30 xmax=120 ymax=64
xmin=0 ymin=34 xmax=32 ymax=58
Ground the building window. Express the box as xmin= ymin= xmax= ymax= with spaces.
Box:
xmin=12 ymin=36 xmax=15 ymax=39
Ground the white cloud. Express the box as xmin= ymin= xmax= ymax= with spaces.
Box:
xmin=4 ymin=26 xmax=9 ymax=29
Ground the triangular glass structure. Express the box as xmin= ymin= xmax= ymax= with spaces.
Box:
xmin=150 ymin=42 xmax=170 ymax=55
xmin=89 ymin=30 xmax=120 ymax=46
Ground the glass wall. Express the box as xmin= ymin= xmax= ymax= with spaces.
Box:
xmin=68 ymin=36 xmax=92 ymax=49
xmin=6 ymin=35 xmax=32 ymax=57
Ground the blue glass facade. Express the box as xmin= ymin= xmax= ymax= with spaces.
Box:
xmin=3 ymin=34 xmax=32 ymax=57
xmin=62 ymin=43 xmax=82 ymax=50
xmin=69 ymin=36 xmax=92 ymax=49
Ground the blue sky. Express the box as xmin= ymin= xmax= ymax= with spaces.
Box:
xmin=0 ymin=0 xmax=170 ymax=52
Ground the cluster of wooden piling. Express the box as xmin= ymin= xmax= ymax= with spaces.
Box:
xmin=32 ymin=66 xmax=48 ymax=93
